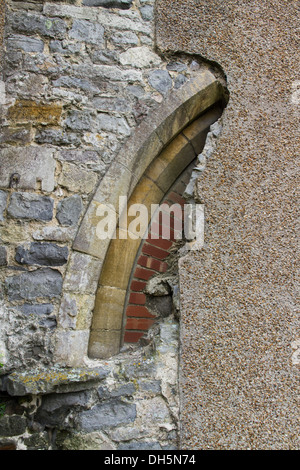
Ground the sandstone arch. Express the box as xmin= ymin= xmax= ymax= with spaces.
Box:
xmin=55 ymin=70 xmax=226 ymax=365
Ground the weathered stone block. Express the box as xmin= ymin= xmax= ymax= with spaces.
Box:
xmin=0 ymin=125 xmax=31 ymax=145
xmin=7 ymin=35 xmax=44 ymax=53
xmin=56 ymin=195 xmax=83 ymax=226
xmin=148 ymin=69 xmax=172 ymax=95
xmin=35 ymin=391 xmax=92 ymax=427
xmin=5 ymin=367 xmax=108 ymax=396
xmin=0 ymin=147 xmax=56 ymax=192
xmin=20 ymin=304 xmax=54 ymax=316
xmin=65 ymin=110 xmax=92 ymax=132
xmin=119 ymin=46 xmax=161 ymax=68
xmin=69 ymin=19 xmax=104 ymax=45
xmin=8 ymin=100 xmax=62 ymax=125
xmin=7 ymin=192 xmax=54 ymax=221
xmin=97 ymin=113 xmax=131 ymax=136
xmin=54 ymin=330 xmax=90 ymax=367
xmin=58 ymin=292 xmax=95 ymax=330
xmin=33 ymin=226 xmax=77 ymax=243
xmin=15 ymin=242 xmax=69 ymax=266
xmin=76 ymin=400 xmax=136 ymax=432
xmin=10 ymin=12 xmax=67 ymax=39
xmin=35 ymin=129 xmax=81 ymax=146
xmin=49 ymin=40 xmax=81 ymax=55
xmin=58 ymin=162 xmax=98 ymax=194
xmin=63 ymin=252 xmax=102 ymax=294
xmin=110 ymin=31 xmax=138 ymax=47
xmin=5 ymin=268 xmax=63 ymax=301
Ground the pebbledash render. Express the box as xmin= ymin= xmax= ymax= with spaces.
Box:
xmin=0 ymin=0 xmax=298 ymax=451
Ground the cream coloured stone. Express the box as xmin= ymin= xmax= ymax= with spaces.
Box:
xmin=119 ymin=46 xmax=161 ymax=69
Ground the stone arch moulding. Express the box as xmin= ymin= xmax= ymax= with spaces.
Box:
xmin=55 ymin=70 xmax=227 ymax=366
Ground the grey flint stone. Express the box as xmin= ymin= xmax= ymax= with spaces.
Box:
xmin=56 ymin=195 xmax=83 ymax=226
xmin=10 ymin=12 xmax=67 ymax=39
xmin=111 ymin=31 xmax=138 ymax=47
xmin=7 ymin=193 xmax=54 ymax=221
xmin=7 ymin=35 xmax=44 ymax=53
xmin=174 ymin=74 xmax=188 ymax=89
xmin=49 ymin=40 xmax=81 ymax=55
xmin=52 ymin=76 xmax=98 ymax=94
xmin=97 ymin=113 xmax=131 ymax=136
xmin=82 ymin=0 xmax=133 ymax=8
xmin=0 ymin=190 xmax=7 ymax=221
xmin=166 ymin=62 xmax=188 ymax=72
xmin=69 ymin=19 xmax=104 ymax=45
xmin=35 ymin=129 xmax=81 ymax=147
xmin=65 ymin=111 xmax=92 ymax=132
xmin=77 ymin=400 xmax=136 ymax=431
xmin=19 ymin=304 xmax=54 ymax=315
xmin=5 ymin=268 xmax=63 ymax=301
xmin=15 ymin=242 xmax=69 ymax=266
xmin=148 ymin=69 xmax=172 ymax=95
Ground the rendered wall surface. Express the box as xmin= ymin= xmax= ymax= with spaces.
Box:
xmin=156 ymin=0 xmax=299 ymax=449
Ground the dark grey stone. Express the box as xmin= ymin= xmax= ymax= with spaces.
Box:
xmin=140 ymin=5 xmax=154 ymax=21
xmin=92 ymin=97 xmax=130 ymax=113
xmin=148 ymin=70 xmax=172 ymax=95
xmin=0 ymin=415 xmax=27 ymax=437
xmin=111 ymin=31 xmax=138 ymax=47
xmin=82 ymin=0 xmax=133 ymax=9
xmin=35 ymin=129 xmax=81 ymax=147
xmin=77 ymin=400 xmax=136 ymax=432
xmin=98 ymin=383 xmax=136 ymax=399
xmin=20 ymin=304 xmax=54 ymax=315
xmin=49 ymin=40 xmax=81 ymax=55
xmin=65 ymin=111 xmax=92 ymax=132
xmin=69 ymin=19 xmax=104 ymax=45
xmin=7 ymin=35 xmax=44 ymax=53
xmin=166 ymin=62 xmax=188 ymax=72
xmin=89 ymin=48 xmax=118 ymax=65
xmin=5 ymin=268 xmax=63 ymax=301
xmin=0 ymin=247 xmax=7 ymax=267
xmin=7 ymin=193 xmax=54 ymax=221
xmin=56 ymin=195 xmax=83 ymax=226
xmin=10 ymin=12 xmax=67 ymax=39
xmin=138 ymin=380 xmax=162 ymax=394
xmin=146 ymin=295 xmax=173 ymax=318
xmin=52 ymin=76 xmax=98 ymax=94
xmin=35 ymin=391 xmax=92 ymax=427
xmin=118 ymin=441 xmax=162 ymax=450
xmin=174 ymin=74 xmax=188 ymax=89
xmin=15 ymin=242 xmax=69 ymax=266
